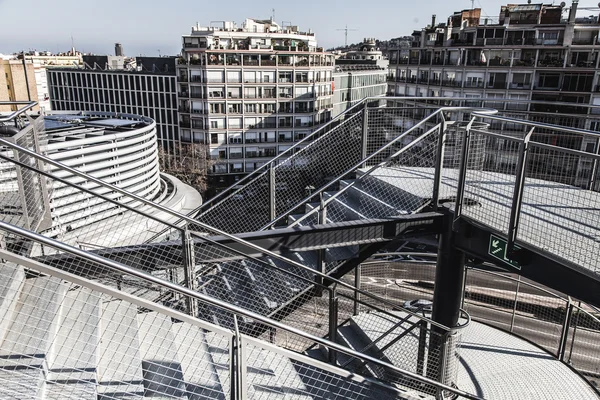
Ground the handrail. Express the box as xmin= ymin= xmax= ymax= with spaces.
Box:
xmin=0 ymin=101 xmax=38 ymax=123
xmin=262 ymin=106 xmax=498 ymax=230
xmin=0 ymin=135 xmax=453 ymax=332
xmin=0 ymin=248 xmax=415 ymax=400
xmin=472 ymin=110 xmax=600 ymax=139
xmin=284 ymin=123 xmax=444 ymax=228
xmin=0 ymin=219 xmax=483 ymax=400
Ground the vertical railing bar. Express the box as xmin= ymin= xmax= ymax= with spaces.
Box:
xmin=268 ymin=164 xmax=276 ymax=222
xmin=558 ymin=297 xmax=574 ymax=361
xmin=431 ymin=113 xmax=448 ymax=211
xmin=507 ymin=127 xmax=535 ymax=253
xmin=453 ymin=116 xmax=477 ymax=228
xmin=361 ymin=105 xmax=369 ymax=168
xmin=181 ymin=227 xmax=198 ymax=317
xmin=509 ymin=275 xmax=521 ymax=333
xmin=566 ymin=301 xmax=581 ymax=364
xmin=588 ymin=137 xmax=600 ymax=191
xmin=353 ymin=264 xmax=361 ymax=316
xmin=328 ymin=286 xmax=338 ymax=365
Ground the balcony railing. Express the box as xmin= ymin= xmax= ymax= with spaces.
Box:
xmin=537 ymin=59 xmax=564 ymax=67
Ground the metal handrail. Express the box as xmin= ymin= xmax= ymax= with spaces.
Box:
xmin=0 ymin=219 xmax=483 ymax=400
xmin=0 ymin=135 xmax=453 ymax=332
xmin=0 ymin=101 xmax=38 ymax=123
xmin=263 ymin=106 xmax=498 ymax=230
xmin=0 ymin=248 xmax=414 ymax=400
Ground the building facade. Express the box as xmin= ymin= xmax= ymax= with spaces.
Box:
xmin=47 ymin=61 xmax=180 ymax=155
xmin=21 ymin=52 xmax=83 ymax=112
xmin=387 ymin=1 xmax=600 ymax=151
xmin=0 ymin=59 xmax=38 ymax=112
xmin=333 ymin=38 xmax=389 ymax=116
xmin=177 ymin=18 xmax=335 ymax=189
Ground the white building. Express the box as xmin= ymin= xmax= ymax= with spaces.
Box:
xmin=22 ymin=51 xmax=83 ymax=112
xmin=333 ymin=38 xmax=389 ymax=116
xmin=178 ymin=18 xmax=335 ymax=190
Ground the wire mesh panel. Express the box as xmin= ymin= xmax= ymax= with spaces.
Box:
xmin=0 ymin=261 xmax=232 ymax=400
xmin=197 ymin=112 xmax=364 ymax=233
xmin=517 ymin=144 xmax=600 ymax=274
xmin=461 ymin=130 xmax=522 ymax=234
xmin=563 ymin=305 xmax=600 ymax=389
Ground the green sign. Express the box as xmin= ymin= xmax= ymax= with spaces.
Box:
xmin=488 ymin=234 xmax=521 ymax=270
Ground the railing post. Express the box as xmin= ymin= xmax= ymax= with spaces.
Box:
xmin=453 ymin=118 xmax=475 ymax=227
xmin=587 ymin=137 xmax=600 ymax=191
xmin=353 ymin=264 xmax=361 ymax=316
xmin=509 ymin=275 xmax=521 ymax=333
xmin=361 ymin=105 xmax=369 ymax=168
xmin=268 ymin=164 xmax=276 ymax=221
xmin=314 ymin=194 xmax=327 ymax=296
xmin=507 ymin=127 xmax=534 ymax=254
xmin=328 ymin=287 xmax=339 ymax=365
xmin=230 ymin=316 xmax=247 ymax=400
xmin=416 ymin=320 xmax=428 ymax=376
xmin=558 ymin=298 xmax=574 ymax=361
xmin=181 ymin=227 xmax=198 ymax=317
xmin=431 ymin=115 xmax=448 ymax=211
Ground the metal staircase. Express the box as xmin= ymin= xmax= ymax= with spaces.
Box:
xmin=1 ymin=97 xmax=600 ymax=398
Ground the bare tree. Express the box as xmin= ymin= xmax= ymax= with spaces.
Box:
xmin=158 ymin=144 xmax=213 ymax=195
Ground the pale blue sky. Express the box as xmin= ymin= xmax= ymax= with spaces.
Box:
xmin=1 ymin=0 xmax=599 ymax=56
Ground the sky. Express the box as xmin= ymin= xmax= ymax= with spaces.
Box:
xmin=1 ymin=0 xmax=599 ymax=56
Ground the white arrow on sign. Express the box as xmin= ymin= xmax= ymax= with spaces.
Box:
xmin=491 ymin=240 xmax=503 ymax=255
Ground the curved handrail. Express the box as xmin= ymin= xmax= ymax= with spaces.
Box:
xmin=0 ymin=218 xmax=483 ymax=400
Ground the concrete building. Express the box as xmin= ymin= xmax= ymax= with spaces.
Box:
xmin=0 ymin=59 xmax=38 ymax=112
xmin=47 ymin=58 xmax=180 ymax=155
xmin=387 ymin=1 xmax=600 ymax=151
xmin=21 ymin=51 xmax=83 ymax=112
xmin=178 ymin=18 xmax=335 ymax=189
xmin=333 ymin=38 xmax=388 ymax=116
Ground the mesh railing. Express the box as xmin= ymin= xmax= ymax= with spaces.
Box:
xmin=458 ymin=113 xmax=600 ymax=275
xmin=0 ymin=223 xmax=480 ymax=400
xmin=462 ymin=266 xmax=600 ymax=389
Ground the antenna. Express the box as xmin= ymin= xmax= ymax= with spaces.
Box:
xmin=336 ymin=25 xmax=358 ymax=47
xmin=272 ymin=8 xmax=275 ymax=21
xmin=471 ymin=0 xmax=475 ymax=9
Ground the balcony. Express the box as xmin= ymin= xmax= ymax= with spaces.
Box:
xmin=464 ymin=82 xmax=484 ymax=88
xmin=536 ymin=38 xmax=563 ymax=46
xmin=509 ymin=83 xmax=532 ymax=90
xmin=441 ymin=79 xmax=460 ymax=87
xmin=294 ymin=108 xmax=314 ymax=113
xmin=488 ymin=58 xmax=511 ymax=67
xmin=180 ymin=121 xmax=191 ymax=128
xmin=486 ymin=82 xmax=507 ymax=90
xmin=190 ymin=92 xmax=204 ymax=99
xmin=178 ymin=76 xmax=188 ymax=82
xmin=572 ymin=38 xmax=597 ymax=45
xmin=537 ymin=59 xmax=564 ymax=68
xmin=191 ymin=76 xmax=202 ymax=82
xmin=513 ymin=59 xmax=535 ymax=67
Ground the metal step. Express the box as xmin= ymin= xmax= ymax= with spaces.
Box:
xmin=171 ymin=322 xmax=227 ymax=400
xmin=356 ymin=172 xmax=425 ymax=212
xmin=45 ymin=288 xmax=102 ymax=400
xmin=136 ymin=312 xmax=187 ymax=398
xmin=0 ymin=276 xmax=67 ymax=399
xmin=241 ymin=260 xmax=299 ymax=306
xmin=323 ymin=192 xmax=368 ymax=222
xmin=97 ymin=300 xmax=145 ymax=399
xmin=340 ymin=180 xmax=401 ymax=218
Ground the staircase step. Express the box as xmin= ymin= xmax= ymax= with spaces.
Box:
xmin=45 ymin=288 xmax=102 ymax=400
xmin=97 ymin=300 xmax=145 ymax=399
xmin=242 ymin=260 xmax=298 ymax=306
xmin=219 ymin=264 xmax=278 ymax=315
xmin=323 ymin=192 xmax=367 ymax=222
xmin=0 ymin=263 xmax=25 ymax=345
xmin=136 ymin=312 xmax=187 ymax=398
xmin=202 ymin=332 xmax=232 ymax=398
xmin=171 ymin=322 xmax=226 ymax=400
xmin=243 ymin=342 xmax=313 ymax=399
xmin=356 ymin=172 xmax=425 ymax=212
xmin=0 ymin=276 xmax=66 ymax=399
xmin=340 ymin=180 xmax=400 ymax=218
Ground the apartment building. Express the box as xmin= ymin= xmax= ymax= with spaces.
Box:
xmin=47 ymin=57 xmax=180 ymax=154
xmin=0 ymin=59 xmax=38 ymax=112
xmin=388 ymin=1 xmax=600 ymax=152
xmin=333 ymin=38 xmax=388 ymax=116
xmin=177 ymin=18 xmax=335 ymax=189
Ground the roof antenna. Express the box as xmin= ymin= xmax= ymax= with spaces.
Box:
xmin=271 ymin=8 xmax=275 ymax=22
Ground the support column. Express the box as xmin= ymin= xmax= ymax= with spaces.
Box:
xmin=426 ymin=214 xmax=465 ymax=391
